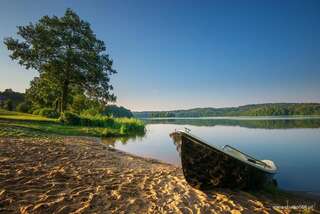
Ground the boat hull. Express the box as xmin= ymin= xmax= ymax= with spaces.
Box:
xmin=179 ymin=133 xmax=275 ymax=190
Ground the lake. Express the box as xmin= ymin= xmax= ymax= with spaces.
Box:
xmin=102 ymin=117 xmax=320 ymax=194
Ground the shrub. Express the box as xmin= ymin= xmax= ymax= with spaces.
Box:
xmin=79 ymin=114 xmax=115 ymax=127
xmin=120 ymin=124 xmax=128 ymax=135
xmin=60 ymin=111 xmax=81 ymax=125
xmin=33 ymin=109 xmax=41 ymax=115
xmin=59 ymin=111 xmax=145 ymax=135
xmin=81 ymin=108 xmax=100 ymax=117
xmin=16 ymin=102 xmax=30 ymax=113
xmin=115 ymin=118 xmax=145 ymax=134
xmin=3 ymin=100 xmax=13 ymax=111
xmin=39 ymin=108 xmax=60 ymax=118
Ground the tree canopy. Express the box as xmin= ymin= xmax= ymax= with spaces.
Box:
xmin=4 ymin=9 xmax=116 ymax=112
xmin=0 ymin=89 xmax=25 ymax=110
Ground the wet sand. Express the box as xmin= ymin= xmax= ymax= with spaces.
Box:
xmin=0 ymin=137 xmax=317 ymax=213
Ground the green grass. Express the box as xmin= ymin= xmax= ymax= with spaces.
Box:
xmin=0 ymin=109 xmax=145 ymax=138
xmin=0 ymin=109 xmax=57 ymax=122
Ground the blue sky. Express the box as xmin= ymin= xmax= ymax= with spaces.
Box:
xmin=0 ymin=0 xmax=319 ymax=111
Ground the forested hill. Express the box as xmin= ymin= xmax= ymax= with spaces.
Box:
xmin=133 ymin=103 xmax=320 ymax=118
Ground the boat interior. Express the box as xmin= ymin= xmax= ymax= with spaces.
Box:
xmin=222 ymin=145 xmax=277 ymax=172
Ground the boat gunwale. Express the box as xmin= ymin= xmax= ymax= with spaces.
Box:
xmin=177 ymin=130 xmax=277 ymax=174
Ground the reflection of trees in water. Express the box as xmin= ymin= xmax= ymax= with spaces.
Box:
xmin=101 ymin=133 xmax=147 ymax=147
xmin=146 ymin=118 xmax=320 ymax=129
xmin=101 ymin=137 xmax=117 ymax=147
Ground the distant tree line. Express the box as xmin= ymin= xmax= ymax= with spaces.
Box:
xmin=150 ymin=112 xmax=175 ymax=118
xmin=133 ymin=103 xmax=320 ymax=118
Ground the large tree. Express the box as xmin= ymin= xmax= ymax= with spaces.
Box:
xmin=4 ymin=9 xmax=116 ymax=112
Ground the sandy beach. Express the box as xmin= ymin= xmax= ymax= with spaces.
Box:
xmin=0 ymin=136 xmax=317 ymax=213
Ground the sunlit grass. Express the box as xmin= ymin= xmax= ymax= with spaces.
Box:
xmin=0 ymin=109 xmax=145 ymax=137
xmin=0 ymin=109 xmax=57 ymax=122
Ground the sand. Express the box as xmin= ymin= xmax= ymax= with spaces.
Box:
xmin=0 ymin=136 xmax=318 ymax=213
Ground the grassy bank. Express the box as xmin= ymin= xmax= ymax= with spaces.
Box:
xmin=0 ymin=109 xmax=145 ymax=137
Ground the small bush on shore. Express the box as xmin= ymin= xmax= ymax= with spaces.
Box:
xmin=60 ymin=111 xmax=145 ymax=135
xmin=3 ymin=100 xmax=13 ymax=111
xmin=60 ymin=111 xmax=81 ymax=125
xmin=16 ymin=102 xmax=30 ymax=113
xmin=39 ymin=108 xmax=60 ymax=118
xmin=81 ymin=108 xmax=100 ymax=116
xmin=32 ymin=109 xmax=41 ymax=115
xmin=115 ymin=117 xmax=145 ymax=134
xmin=80 ymin=114 xmax=115 ymax=127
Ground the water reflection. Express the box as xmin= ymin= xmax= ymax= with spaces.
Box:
xmin=145 ymin=117 xmax=320 ymax=129
xmin=102 ymin=135 xmax=146 ymax=147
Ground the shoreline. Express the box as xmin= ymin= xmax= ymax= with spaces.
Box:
xmin=0 ymin=136 xmax=318 ymax=213
xmin=104 ymin=138 xmax=320 ymax=204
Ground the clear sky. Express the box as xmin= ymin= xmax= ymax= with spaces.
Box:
xmin=0 ymin=0 xmax=319 ymax=111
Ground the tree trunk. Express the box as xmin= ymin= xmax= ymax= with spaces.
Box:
xmin=62 ymin=50 xmax=72 ymax=113
xmin=61 ymin=80 xmax=69 ymax=113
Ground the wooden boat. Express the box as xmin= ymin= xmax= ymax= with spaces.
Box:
xmin=170 ymin=129 xmax=277 ymax=190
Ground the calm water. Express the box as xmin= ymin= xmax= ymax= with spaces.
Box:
xmin=102 ymin=117 xmax=320 ymax=193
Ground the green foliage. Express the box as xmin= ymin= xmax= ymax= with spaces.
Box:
xmin=103 ymin=105 xmax=133 ymax=118
xmin=150 ymin=112 xmax=175 ymax=118
xmin=82 ymin=114 xmax=144 ymax=133
xmin=3 ymin=99 xmax=13 ymax=111
xmin=115 ymin=117 xmax=145 ymax=134
xmin=71 ymin=94 xmax=104 ymax=115
xmin=25 ymin=75 xmax=61 ymax=111
xmin=39 ymin=108 xmax=60 ymax=118
xmin=59 ymin=111 xmax=145 ymax=135
xmin=59 ymin=111 xmax=81 ymax=125
xmin=0 ymin=119 xmax=144 ymax=138
xmin=81 ymin=108 xmax=100 ymax=116
xmin=4 ymin=8 xmax=116 ymax=112
xmin=0 ymin=89 xmax=25 ymax=110
xmin=79 ymin=114 xmax=115 ymax=127
xmin=32 ymin=109 xmax=41 ymax=115
xmin=71 ymin=94 xmax=87 ymax=114
xmin=135 ymin=103 xmax=320 ymax=118
xmin=16 ymin=102 xmax=30 ymax=113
